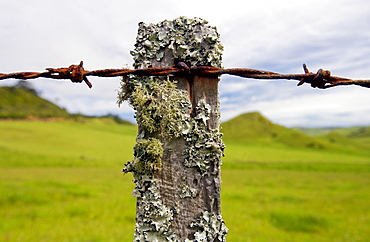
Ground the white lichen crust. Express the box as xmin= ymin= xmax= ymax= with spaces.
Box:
xmin=186 ymin=211 xmax=228 ymax=242
xmin=131 ymin=16 xmax=223 ymax=69
xmin=183 ymin=99 xmax=225 ymax=173
xmin=133 ymin=175 xmax=180 ymax=242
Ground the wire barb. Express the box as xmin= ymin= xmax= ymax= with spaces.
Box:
xmin=1 ymin=61 xmax=369 ymax=89
xmin=45 ymin=61 xmax=92 ymax=88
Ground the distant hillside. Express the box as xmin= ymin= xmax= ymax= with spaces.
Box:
xmin=221 ymin=112 xmax=326 ymax=149
xmin=295 ymin=126 xmax=370 ymax=146
xmin=0 ymin=84 xmax=70 ymax=119
xmin=0 ymin=83 xmax=133 ymax=125
xmin=2 ymin=82 xmax=369 ymax=151
xmin=293 ymin=127 xmax=335 ymax=136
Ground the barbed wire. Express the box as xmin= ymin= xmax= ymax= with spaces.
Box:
xmin=0 ymin=61 xmax=369 ymax=89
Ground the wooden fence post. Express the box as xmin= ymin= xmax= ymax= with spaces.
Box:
xmin=119 ymin=17 xmax=227 ymax=241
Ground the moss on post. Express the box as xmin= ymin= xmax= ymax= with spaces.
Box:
xmin=119 ymin=17 xmax=227 ymax=241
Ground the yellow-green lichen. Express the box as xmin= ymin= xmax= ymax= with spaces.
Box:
xmin=119 ymin=76 xmax=191 ymax=139
xmin=123 ymin=138 xmax=163 ymax=174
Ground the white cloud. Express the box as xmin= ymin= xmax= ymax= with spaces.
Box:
xmin=1 ymin=0 xmax=370 ymax=127
xmin=220 ymin=80 xmax=370 ymax=127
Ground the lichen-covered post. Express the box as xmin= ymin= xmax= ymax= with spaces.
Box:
xmin=119 ymin=17 xmax=227 ymax=241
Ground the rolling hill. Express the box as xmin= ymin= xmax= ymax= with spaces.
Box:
xmin=0 ymin=83 xmax=70 ymax=119
xmin=221 ymin=112 xmax=370 ymax=156
xmin=296 ymin=126 xmax=370 ymax=146
xmin=0 ymin=83 xmax=132 ymax=125
xmin=221 ymin=112 xmax=327 ymax=149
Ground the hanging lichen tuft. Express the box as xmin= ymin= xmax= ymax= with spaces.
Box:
xmin=118 ymin=76 xmax=191 ymax=139
xmin=123 ymin=137 xmax=163 ymax=174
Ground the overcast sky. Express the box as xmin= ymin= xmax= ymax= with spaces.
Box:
xmin=1 ymin=0 xmax=370 ymax=127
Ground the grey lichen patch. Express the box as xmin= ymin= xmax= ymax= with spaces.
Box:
xmin=133 ymin=175 xmax=180 ymax=242
xmin=123 ymin=138 xmax=163 ymax=174
xmin=131 ymin=16 xmax=223 ymax=69
xmin=183 ymin=99 xmax=225 ymax=173
xmin=179 ymin=176 xmax=199 ymax=198
xmin=186 ymin=211 xmax=228 ymax=242
xmin=118 ymin=77 xmax=191 ymax=139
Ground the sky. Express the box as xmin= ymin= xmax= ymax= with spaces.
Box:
xmin=1 ymin=0 xmax=370 ymax=127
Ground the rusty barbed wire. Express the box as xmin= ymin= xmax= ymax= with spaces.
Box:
xmin=1 ymin=61 xmax=369 ymax=89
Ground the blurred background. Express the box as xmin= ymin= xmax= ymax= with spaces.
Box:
xmin=1 ymin=1 xmax=369 ymax=241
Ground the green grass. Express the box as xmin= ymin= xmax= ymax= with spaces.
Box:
xmin=222 ymin=169 xmax=370 ymax=241
xmin=223 ymin=142 xmax=370 ymax=167
xmin=0 ymin=118 xmax=137 ymax=167
xmin=0 ymin=119 xmax=369 ymax=241
xmin=0 ymin=167 xmax=136 ymax=241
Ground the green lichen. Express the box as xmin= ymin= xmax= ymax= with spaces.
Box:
xmin=185 ymin=211 xmax=228 ymax=242
xmin=119 ymin=77 xmax=191 ymax=139
xmin=123 ymin=138 xmax=163 ymax=174
xmin=183 ymin=99 xmax=225 ymax=173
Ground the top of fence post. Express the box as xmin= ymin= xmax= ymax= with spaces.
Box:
xmin=131 ymin=16 xmax=223 ymax=69
xmin=120 ymin=16 xmax=227 ymax=241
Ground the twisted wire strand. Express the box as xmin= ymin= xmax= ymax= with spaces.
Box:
xmin=1 ymin=61 xmax=369 ymax=89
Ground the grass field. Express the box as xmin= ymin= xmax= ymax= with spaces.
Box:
xmin=0 ymin=119 xmax=369 ymax=241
